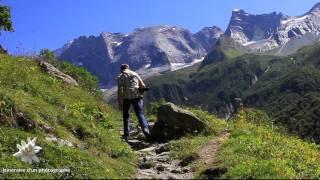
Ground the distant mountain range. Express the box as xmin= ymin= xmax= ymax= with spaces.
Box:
xmin=56 ymin=2 xmax=320 ymax=87
xmin=56 ymin=25 xmax=223 ymax=87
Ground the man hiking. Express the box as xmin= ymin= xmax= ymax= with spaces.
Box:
xmin=117 ymin=64 xmax=151 ymax=141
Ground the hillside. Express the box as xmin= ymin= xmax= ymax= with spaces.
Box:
xmin=141 ymin=105 xmax=320 ymax=179
xmin=145 ymin=43 xmax=320 ymax=143
xmin=198 ymin=109 xmax=320 ymax=179
xmin=1 ymin=53 xmax=320 ymax=179
xmin=0 ymin=54 xmax=136 ymax=179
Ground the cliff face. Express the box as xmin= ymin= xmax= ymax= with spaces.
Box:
xmin=225 ymin=4 xmax=320 ymax=54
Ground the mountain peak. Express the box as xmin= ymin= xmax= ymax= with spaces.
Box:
xmin=197 ymin=26 xmax=223 ymax=34
xmin=232 ymin=8 xmax=245 ymax=12
xmin=309 ymin=2 xmax=320 ymax=12
xmin=231 ymin=8 xmax=248 ymax=15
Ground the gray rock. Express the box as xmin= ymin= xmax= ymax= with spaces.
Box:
xmin=140 ymin=156 xmax=155 ymax=163
xmin=156 ymin=155 xmax=170 ymax=163
xmin=155 ymin=143 xmax=170 ymax=154
xmin=168 ymin=174 xmax=179 ymax=179
xmin=59 ymin=139 xmax=73 ymax=147
xmin=38 ymin=61 xmax=79 ymax=86
xmin=45 ymin=135 xmax=73 ymax=147
xmin=151 ymin=103 xmax=210 ymax=140
xmin=39 ymin=123 xmax=55 ymax=134
xmin=181 ymin=168 xmax=190 ymax=173
xmin=127 ymin=139 xmax=151 ymax=150
xmin=45 ymin=136 xmax=58 ymax=142
xmin=157 ymin=152 xmax=170 ymax=157
xmin=139 ymin=146 xmax=156 ymax=152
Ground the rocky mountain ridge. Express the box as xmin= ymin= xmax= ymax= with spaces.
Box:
xmin=57 ymin=25 xmax=223 ymax=87
xmin=57 ymin=2 xmax=320 ymax=87
xmin=226 ymin=2 xmax=320 ymax=54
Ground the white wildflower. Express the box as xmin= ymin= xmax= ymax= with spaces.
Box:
xmin=13 ymin=137 xmax=42 ymax=164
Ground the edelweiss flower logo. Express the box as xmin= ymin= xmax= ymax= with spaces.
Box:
xmin=13 ymin=137 xmax=42 ymax=164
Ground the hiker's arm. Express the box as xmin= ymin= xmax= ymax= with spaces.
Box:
xmin=137 ymin=75 xmax=146 ymax=88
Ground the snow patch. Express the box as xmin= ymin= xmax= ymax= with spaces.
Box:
xmin=144 ymin=64 xmax=151 ymax=69
xmin=243 ymin=41 xmax=257 ymax=46
xmin=171 ymin=57 xmax=205 ymax=71
xmin=111 ymin=41 xmax=123 ymax=46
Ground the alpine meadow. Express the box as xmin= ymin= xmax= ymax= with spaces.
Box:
xmin=1 ymin=1 xmax=320 ymax=179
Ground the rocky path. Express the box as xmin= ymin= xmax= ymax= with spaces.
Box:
xmin=126 ymin=129 xmax=229 ymax=179
xmin=197 ymin=133 xmax=230 ymax=167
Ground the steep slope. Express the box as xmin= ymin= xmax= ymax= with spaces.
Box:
xmin=145 ymin=43 xmax=320 ymax=142
xmin=57 ymin=25 xmax=223 ymax=88
xmin=194 ymin=26 xmax=224 ymax=51
xmin=200 ymin=36 xmax=246 ymax=67
xmin=0 ymin=54 xmax=136 ymax=179
xmin=225 ymin=9 xmax=285 ymax=46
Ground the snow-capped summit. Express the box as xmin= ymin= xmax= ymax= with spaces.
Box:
xmin=57 ymin=25 xmax=223 ymax=87
xmin=225 ymin=1 xmax=320 ymax=54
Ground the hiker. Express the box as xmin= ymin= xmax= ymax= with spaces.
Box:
xmin=117 ymin=64 xmax=151 ymax=140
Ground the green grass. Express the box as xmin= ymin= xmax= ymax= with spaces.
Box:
xmin=0 ymin=54 xmax=136 ymax=179
xmin=168 ymin=108 xmax=227 ymax=160
xmin=164 ymin=107 xmax=320 ymax=179
xmin=210 ymin=109 xmax=320 ymax=179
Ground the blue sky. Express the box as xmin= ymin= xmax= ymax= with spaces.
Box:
xmin=0 ymin=0 xmax=319 ymax=55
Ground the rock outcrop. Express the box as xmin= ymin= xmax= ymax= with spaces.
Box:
xmin=151 ymin=102 xmax=210 ymax=140
xmin=38 ymin=61 xmax=79 ymax=86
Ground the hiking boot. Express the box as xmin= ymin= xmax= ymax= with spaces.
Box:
xmin=143 ymin=127 xmax=150 ymax=136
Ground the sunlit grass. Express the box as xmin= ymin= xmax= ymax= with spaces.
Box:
xmin=0 ymin=54 xmax=136 ymax=178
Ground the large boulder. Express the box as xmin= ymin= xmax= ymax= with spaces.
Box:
xmin=38 ymin=61 xmax=79 ymax=86
xmin=151 ymin=103 xmax=210 ymax=140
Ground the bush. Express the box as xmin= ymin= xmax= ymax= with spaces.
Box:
xmin=52 ymin=61 xmax=102 ymax=98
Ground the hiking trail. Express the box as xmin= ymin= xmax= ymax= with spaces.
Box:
xmin=126 ymin=127 xmax=230 ymax=179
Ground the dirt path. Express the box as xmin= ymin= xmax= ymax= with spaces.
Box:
xmin=197 ymin=133 xmax=230 ymax=167
xmin=127 ymin=130 xmax=230 ymax=179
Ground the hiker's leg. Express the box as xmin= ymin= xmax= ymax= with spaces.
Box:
xmin=132 ymin=98 xmax=150 ymax=136
xmin=122 ymin=99 xmax=131 ymax=137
